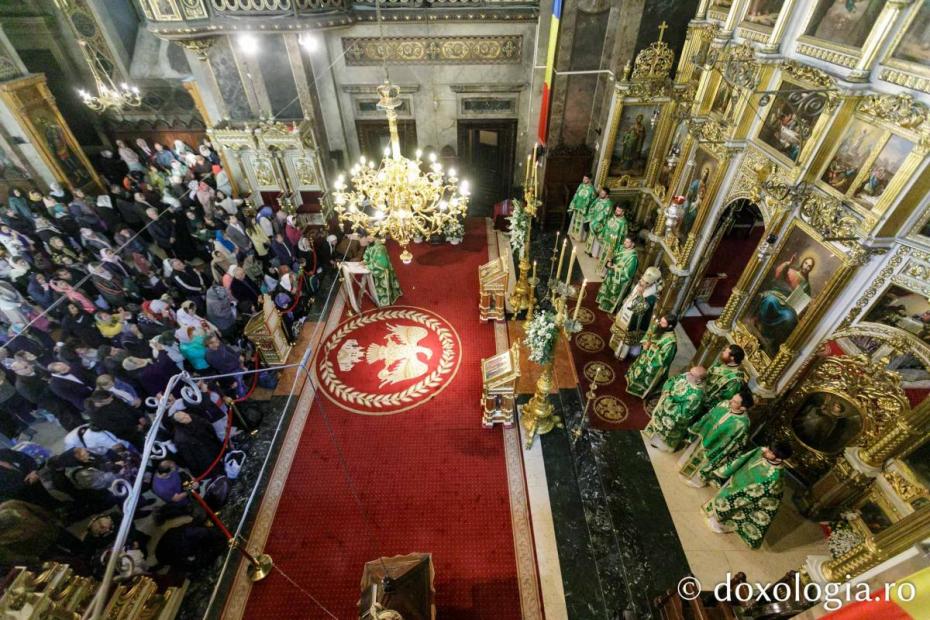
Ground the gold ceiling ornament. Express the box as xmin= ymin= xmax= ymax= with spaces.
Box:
xmin=333 ymin=81 xmax=469 ymax=265
xmin=779 ymin=60 xmax=839 ymax=108
xmin=857 ymin=93 xmax=930 ymax=131
xmin=839 ymin=246 xmax=910 ymax=329
xmin=798 ymin=192 xmax=861 ymax=240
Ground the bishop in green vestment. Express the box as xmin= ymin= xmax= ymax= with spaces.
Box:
xmin=596 ymin=205 xmax=629 ymax=272
xmin=644 ymin=366 xmax=706 ymax=452
xmin=625 ymin=314 xmax=678 ymax=399
xmin=678 ymin=391 xmax=752 ymax=487
xmin=362 ymin=238 xmax=402 ymax=306
xmin=702 ymin=345 xmax=746 ymax=414
xmin=703 ymin=444 xmax=791 ymax=549
xmin=596 ymin=236 xmax=638 ymax=313
xmin=568 ymin=175 xmax=596 ymax=240
xmin=584 ymin=188 xmax=612 ymax=256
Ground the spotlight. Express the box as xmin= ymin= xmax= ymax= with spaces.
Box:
xmin=299 ymin=33 xmax=319 ymax=53
xmin=238 ymin=34 xmax=259 ymax=55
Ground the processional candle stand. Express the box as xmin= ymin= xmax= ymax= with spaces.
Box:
xmin=509 ymin=149 xmax=541 ymax=315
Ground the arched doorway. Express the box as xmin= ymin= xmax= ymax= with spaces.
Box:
xmin=679 ymin=198 xmax=765 ymax=349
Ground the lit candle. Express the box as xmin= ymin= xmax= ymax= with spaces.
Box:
xmin=555 ymin=237 xmax=567 ymax=281
xmin=525 ymin=153 xmax=532 ymax=187
xmin=573 ymin=279 xmax=588 ymax=321
xmin=565 ymin=246 xmax=577 ymax=285
xmin=532 ymin=260 xmax=537 ymax=284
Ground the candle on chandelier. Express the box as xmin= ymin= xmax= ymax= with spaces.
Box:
xmin=555 ymin=237 xmax=566 ymax=281
xmin=565 ymin=246 xmax=576 ymax=286
xmin=573 ymin=279 xmax=588 ymax=321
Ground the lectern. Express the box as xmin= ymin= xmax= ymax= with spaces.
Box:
xmin=244 ymin=295 xmax=292 ymax=365
xmin=478 ymin=257 xmax=508 ymax=321
xmin=480 ymin=341 xmax=520 ymax=428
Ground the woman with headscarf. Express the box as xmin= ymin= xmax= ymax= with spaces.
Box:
xmin=116 ymin=139 xmax=144 ymax=173
xmin=256 ymin=205 xmax=275 ymax=238
xmin=44 ymin=196 xmax=79 ymax=240
xmin=212 ymin=165 xmax=232 ymax=196
xmin=176 ymin=325 xmax=209 ymax=371
xmin=31 ymin=217 xmax=61 ymax=247
xmin=146 ymin=164 xmax=166 ymax=195
xmin=50 ymin=279 xmax=96 ymax=314
xmin=7 ymin=257 xmax=30 ymax=294
xmin=284 ymin=215 xmax=301 ymax=247
xmin=0 ymin=225 xmax=29 ymax=257
xmin=48 ymin=182 xmax=72 ymax=206
xmin=79 ymin=228 xmax=112 ymax=256
xmin=209 ymin=250 xmax=234 ymax=285
xmin=205 ymin=283 xmax=237 ymax=339
xmin=135 ymin=138 xmax=154 ymax=163
xmin=7 ymin=188 xmax=32 ymax=223
xmin=0 ymin=280 xmax=29 ymax=327
xmin=60 ymin=302 xmax=106 ymax=347
xmin=170 ymin=159 xmax=189 ymax=184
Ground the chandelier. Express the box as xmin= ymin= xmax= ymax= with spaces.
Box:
xmin=76 ymin=41 xmax=142 ymax=112
xmin=332 ymin=82 xmax=469 ymax=264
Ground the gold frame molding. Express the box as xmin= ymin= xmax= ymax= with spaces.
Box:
xmin=880 ymin=0 xmax=930 ymax=95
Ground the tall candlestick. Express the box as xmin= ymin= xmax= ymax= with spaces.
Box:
xmin=565 ymin=246 xmax=577 ymax=286
xmin=555 ymin=237 xmax=567 ymax=281
xmin=573 ymin=279 xmax=588 ymax=321
xmin=525 ymin=153 xmax=532 ymax=187
xmin=531 ymin=260 xmax=537 ymax=284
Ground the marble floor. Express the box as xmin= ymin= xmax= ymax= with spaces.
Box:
xmin=643 ymin=438 xmax=830 ymax=589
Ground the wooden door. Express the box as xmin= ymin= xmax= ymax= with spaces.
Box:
xmin=457 ymin=119 xmax=516 ymax=217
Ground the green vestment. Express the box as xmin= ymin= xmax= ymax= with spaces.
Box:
xmin=584 ymin=197 xmax=613 ymax=254
xmin=596 ymin=247 xmax=638 ymax=313
xmin=568 ymin=182 xmax=596 ymax=239
xmin=625 ymin=325 xmax=677 ymax=398
xmin=678 ymin=403 xmax=750 ymax=484
xmin=702 ymin=362 xmax=745 ymax=413
xmin=643 ymin=372 xmax=705 ymax=451
xmin=597 ymin=215 xmax=629 ymax=270
xmin=703 ymin=447 xmax=784 ymax=549
xmin=363 ymin=242 xmax=402 ymax=306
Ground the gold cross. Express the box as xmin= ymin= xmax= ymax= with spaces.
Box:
xmin=657 ymin=21 xmax=668 ymax=43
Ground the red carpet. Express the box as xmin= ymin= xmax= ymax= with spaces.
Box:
xmin=567 ymin=282 xmax=649 ymax=431
xmin=242 ymin=219 xmax=522 ymax=619
xmin=706 ymin=229 xmax=763 ymax=307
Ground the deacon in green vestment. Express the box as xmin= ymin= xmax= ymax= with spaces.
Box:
xmin=596 ymin=205 xmax=629 ymax=272
xmin=702 ymin=345 xmax=746 ymax=415
xmin=678 ymin=390 xmax=753 ymax=487
xmin=703 ymin=443 xmax=792 ymax=549
xmin=584 ymin=188 xmax=612 ymax=257
xmin=643 ymin=366 xmax=707 ymax=452
xmin=568 ymin=175 xmax=596 ymax=240
xmin=362 ymin=237 xmax=403 ymax=306
xmin=625 ymin=313 xmax=678 ymax=399
xmin=596 ymin=236 xmax=638 ymax=313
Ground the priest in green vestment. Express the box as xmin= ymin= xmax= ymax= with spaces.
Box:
xmin=596 ymin=236 xmax=638 ymax=313
xmin=584 ymin=188 xmax=612 ymax=257
xmin=644 ymin=366 xmax=706 ymax=452
xmin=568 ymin=175 xmax=596 ymax=240
xmin=678 ymin=389 xmax=753 ymax=487
xmin=596 ymin=205 xmax=629 ymax=272
xmin=701 ymin=345 xmax=746 ymax=415
xmin=703 ymin=443 xmax=792 ymax=549
xmin=625 ymin=313 xmax=678 ymax=399
xmin=362 ymin=237 xmax=402 ymax=306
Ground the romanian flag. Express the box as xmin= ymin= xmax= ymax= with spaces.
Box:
xmin=537 ymin=0 xmax=563 ymax=145
xmin=821 ymin=566 xmax=930 ymax=619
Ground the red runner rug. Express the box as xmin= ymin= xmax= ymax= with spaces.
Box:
xmin=566 ymin=282 xmax=649 ymax=431
xmin=242 ymin=219 xmax=522 ymax=619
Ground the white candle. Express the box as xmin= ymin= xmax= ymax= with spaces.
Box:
xmin=573 ymin=279 xmax=587 ymax=321
xmin=565 ymin=246 xmax=577 ymax=285
xmin=555 ymin=237 xmax=567 ymax=280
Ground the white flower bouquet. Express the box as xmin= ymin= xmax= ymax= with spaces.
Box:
xmin=525 ymin=309 xmax=558 ymax=365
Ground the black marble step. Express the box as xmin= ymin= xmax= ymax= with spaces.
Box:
xmin=538 ymin=389 xmax=690 ymax=620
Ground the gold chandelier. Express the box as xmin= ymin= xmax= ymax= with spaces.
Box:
xmin=76 ymin=40 xmax=142 ymax=112
xmin=332 ymin=82 xmax=469 ymax=264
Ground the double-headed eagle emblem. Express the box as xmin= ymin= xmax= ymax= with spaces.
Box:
xmin=337 ymin=323 xmax=433 ymax=387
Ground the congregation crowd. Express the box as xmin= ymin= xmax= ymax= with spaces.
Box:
xmin=0 ymin=136 xmax=335 ymax=581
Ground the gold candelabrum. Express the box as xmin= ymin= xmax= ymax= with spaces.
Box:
xmin=333 ymin=82 xmax=469 ymax=265
xmin=508 ymin=149 xmax=541 ymax=314
xmin=522 ymin=254 xmax=588 ymax=449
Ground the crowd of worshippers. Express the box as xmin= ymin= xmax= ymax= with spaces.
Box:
xmin=0 ymin=136 xmax=338 ymax=580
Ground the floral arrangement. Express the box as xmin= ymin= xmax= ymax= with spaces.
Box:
xmin=525 ymin=309 xmax=559 ymax=365
xmin=444 ymin=216 xmax=464 ymax=241
xmin=507 ymin=199 xmax=529 ymax=260
xmin=827 ymin=514 xmax=864 ymax=559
